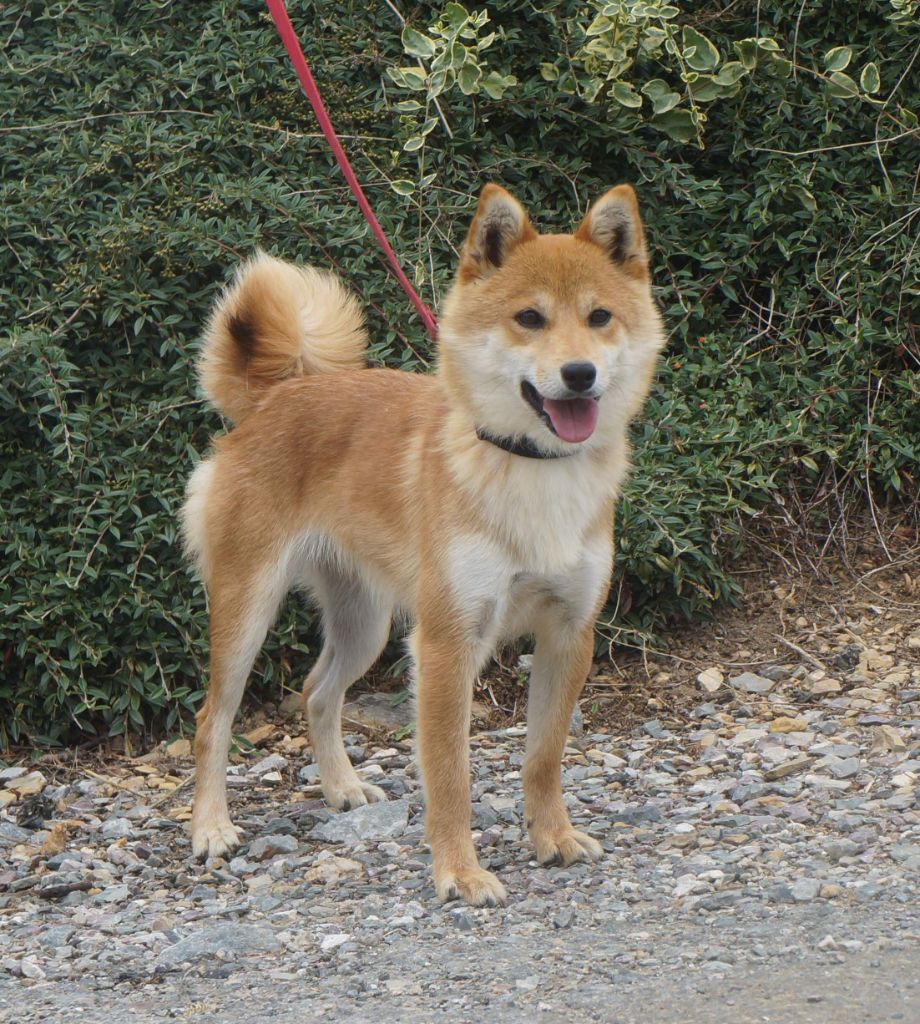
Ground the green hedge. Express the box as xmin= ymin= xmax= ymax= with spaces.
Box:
xmin=1 ymin=1 xmax=917 ymax=745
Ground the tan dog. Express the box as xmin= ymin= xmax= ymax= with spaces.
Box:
xmin=182 ymin=184 xmax=664 ymax=905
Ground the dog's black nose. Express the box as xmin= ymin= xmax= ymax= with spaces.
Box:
xmin=560 ymin=361 xmax=597 ymax=392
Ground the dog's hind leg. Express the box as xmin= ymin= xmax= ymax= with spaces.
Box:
xmin=304 ymin=572 xmax=392 ymax=810
xmin=191 ymin=560 xmax=290 ymax=859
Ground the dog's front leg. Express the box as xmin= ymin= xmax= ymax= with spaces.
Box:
xmin=523 ymin=619 xmax=604 ymax=867
xmin=414 ymin=620 xmax=507 ymax=907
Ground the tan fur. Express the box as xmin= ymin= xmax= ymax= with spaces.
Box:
xmin=183 ymin=185 xmax=665 ymax=905
xmin=198 ymin=251 xmax=368 ymax=423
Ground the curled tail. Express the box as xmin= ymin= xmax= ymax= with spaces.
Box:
xmin=198 ymin=251 xmax=368 ymax=423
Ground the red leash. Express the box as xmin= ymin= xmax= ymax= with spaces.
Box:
xmin=264 ymin=0 xmax=439 ymax=340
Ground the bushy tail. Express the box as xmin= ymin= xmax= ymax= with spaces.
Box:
xmin=198 ymin=251 xmax=368 ymax=423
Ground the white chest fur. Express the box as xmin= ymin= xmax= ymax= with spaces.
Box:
xmin=463 ymin=445 xmax=626 ymax=577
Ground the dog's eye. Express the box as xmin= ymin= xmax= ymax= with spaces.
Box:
xmin=514 ymin=309 xmax=545 ymax=329
xmin=588 ymin=308 xmax=612 ymax=327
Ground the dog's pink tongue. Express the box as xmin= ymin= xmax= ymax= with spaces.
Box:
xmin=542 ymin=398 xmax=599 ymax=443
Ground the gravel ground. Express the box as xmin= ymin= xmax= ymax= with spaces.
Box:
xmin=2 ymin=589 xmax=919 ymax=1022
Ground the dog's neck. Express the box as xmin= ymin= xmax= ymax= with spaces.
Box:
xmin=474 ymin=427 xmax=577 ymax=460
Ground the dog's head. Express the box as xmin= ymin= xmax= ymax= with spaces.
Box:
xmin=439 ymin=184 xmax=665 ymax=452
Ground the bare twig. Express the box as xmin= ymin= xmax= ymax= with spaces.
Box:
xmin=774 ymin=634 xmax=828 ymax=672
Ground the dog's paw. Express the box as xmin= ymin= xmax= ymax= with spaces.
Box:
xmin=435 ymin=866 xmax=508 ymax=907
xmin=323 ymin=779 xmax=387 ymax=812
xmin=191 ymin=818 xmax=241 ymax=860
xmin=531 ymin=826 xmax=603 ymax=867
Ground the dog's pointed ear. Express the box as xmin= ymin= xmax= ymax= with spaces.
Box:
xmin=576 ymin=185 xmax=648 ymax=278
xmin=458 ymin=184 xmax=537 ymax=282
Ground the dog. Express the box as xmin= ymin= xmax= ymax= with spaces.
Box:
xmin=182 ymin=183 xmax=664 ymax=905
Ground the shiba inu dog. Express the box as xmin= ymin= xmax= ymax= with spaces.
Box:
xmin=182 ymin=183 xmax=664 ymax=905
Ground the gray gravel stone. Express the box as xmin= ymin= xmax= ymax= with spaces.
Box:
xmin=156 ymin=923 xmax=281 ymax=968
xmin=101 ymin=818 xmax=135 ymax=840
xmin=247 ymin=834 xmax=299 ymax=860
xmin=730 ymin=672 xmax=777 ymax=694
xmin=791 ymin=878 xmax=822 ymax=902
xmin=0 ymin=822 xmax=31 ymax=845
xmin=248 ymin=754 xmax=287 ymax=777
xmin=309 ymin=799 xmax=410 ymax=843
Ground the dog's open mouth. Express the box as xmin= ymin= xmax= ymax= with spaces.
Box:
xmin=521 ymin=380 xmax=599 ymax=444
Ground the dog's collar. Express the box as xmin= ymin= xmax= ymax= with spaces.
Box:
xmin=475 ymin=427 xmax=577 ymax=460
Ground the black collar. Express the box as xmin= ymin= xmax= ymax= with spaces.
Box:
xmin=475 ymin=427 xmax=577 ymax=460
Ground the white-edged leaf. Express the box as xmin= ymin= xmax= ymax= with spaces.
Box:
xmin=642 ymin=78 xmax=670 ymax=99
xmin=610 ymin=81 xmax=642 ymax=109
xmin=401 ymin=26 xmax=437 ymax=60
xmin=734 ymin=38 xmax=758 ymax=70
xmin=682 ymin=26 xmax=720 ymax=72
xmin=480 ymin=70 xmax=516 ymax=100
xmin=824 ymin=46 xmax=852 ymax=72
xmin=458 ymin=62 xmax=482 ymax=95
xmin=651 ymin=108 xmax=697 ymax=143
xmin=826 ymin=70 xmax=858 ymax=98
xmin=652 ymin=92 xmax=680 ymax=114
xmin=860 ymin=62 xmax=880 ymax=94
xmin=713 ymin=61 xmax=747 ymax=86
xmin=386 ymin=66 xmax=428 ymax=91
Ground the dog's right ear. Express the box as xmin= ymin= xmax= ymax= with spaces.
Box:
xmin=458 ymin=184 xmax=536 ymax=283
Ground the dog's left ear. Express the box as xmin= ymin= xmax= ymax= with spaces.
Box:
xmin=576 ymin=185 xmax=648 ymax=278
xmin=458 ymin=184 xmax=537 ymax=283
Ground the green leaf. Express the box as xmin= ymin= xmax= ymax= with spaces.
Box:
xmin=826 ymin=71 xmax=858 ymax=98
xmin=641 ymin=26 xmax=667 ymax=54
xmin=480 ymin=71 xmax=516 ymax=100
xmin=651 ymin=91 xmax=681 ymax=114
xmin=441 ymin=3 xmax=470 ymax=32
xmin=428 ymin=68 xmax=449 ymax=95
xmin=586 ymin=14 xmax=613 ymax=38
xmin=824 ymin=46 xmax=852 ymax=72
xmin=682 ymin=26 xmax=720 ymax=72
xmin=401 ymin=26 xmax=437 ymax=60
xmin=641 ymin=78 xmax=670 ymax=99
xmin=692 ymin=76 xmax=728 ymax=102
xmin=766 ymin=56 xmax=793 ymax=80
xmin=860 ymin=62 xmax=880 ymax=94
xmin=458 ymin=61 xmax=482 ymax=95
xmin=447 ymin=40 xmax=469 ymax=72
xmin=651 ymin=108 xmax=697 ymax=143
xmin=786 ymin=184 xmax=817 ymax=213
xmin=386 ymin=66 xmax=428 ymax=91
xmin=610 ymin=81 xmax=642 ymax=109
xmin=755 ymin=36 xmax=782 ymax=53
xmin=733 ymin=39 xmax=758 ymax=69
xmin=713 ymin=61 xmax=748 ymax=86
xmin=539 ymin=62 xmax=559 ymax=82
